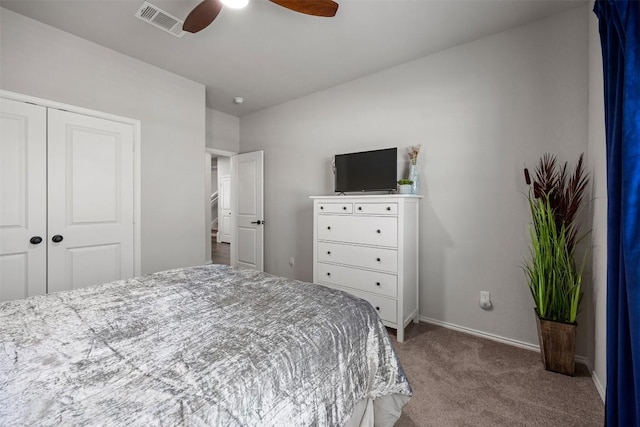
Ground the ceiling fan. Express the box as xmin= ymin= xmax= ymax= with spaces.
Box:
xmin=183 ymin=0 xmax=339 ymax=33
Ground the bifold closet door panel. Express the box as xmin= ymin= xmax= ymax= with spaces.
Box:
xmin=0 ymin=99 xmax=47 ymax=302
xmin=47 ymin=109 xmax=134 ymax=293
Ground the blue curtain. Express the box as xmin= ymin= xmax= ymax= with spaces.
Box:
xmin=594 ymin=1 xmax=640 ymax=425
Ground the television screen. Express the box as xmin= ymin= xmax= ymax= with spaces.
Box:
xmin=334 ymin=148 xmax=397 ymax=193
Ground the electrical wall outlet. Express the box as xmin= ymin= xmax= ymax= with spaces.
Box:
xmin=480 ymin=291 xmax=492 ymax=309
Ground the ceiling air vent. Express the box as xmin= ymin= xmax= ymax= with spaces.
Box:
xmin=135 ymin=1 xmax=186 ymax=38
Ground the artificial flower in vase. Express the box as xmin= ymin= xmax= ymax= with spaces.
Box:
xmin=408 ymin=145 xmax=421 ymax=194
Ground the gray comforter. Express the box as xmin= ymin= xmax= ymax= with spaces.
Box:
xmin=0 ymin=264 xmax=411 ymax=426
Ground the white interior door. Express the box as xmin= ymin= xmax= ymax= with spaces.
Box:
xmin=47 ymin=109 xmax=134 ymax=293
xmin=0 ymin=98 xmax=47 ymax=301
xmin=219 ymin=175 xmax=231 ymax=243
xmin=231 ymin=151 xmax=264 ymax=271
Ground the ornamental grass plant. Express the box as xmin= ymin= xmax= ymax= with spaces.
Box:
xmin=523 ymin=154 xmax=589 ymax=324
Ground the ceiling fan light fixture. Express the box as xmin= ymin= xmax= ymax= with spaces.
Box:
xmin=221 ymin=0 xmax=248 ymax=9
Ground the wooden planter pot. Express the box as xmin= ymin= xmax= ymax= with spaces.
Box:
xmin=534 ymin=309 xmax=577 ymax=376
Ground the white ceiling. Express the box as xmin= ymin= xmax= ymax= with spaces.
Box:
xmin=1 ymin=0 xmax=584 ymax=116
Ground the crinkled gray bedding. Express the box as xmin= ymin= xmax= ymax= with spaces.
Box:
xmin=0 ymin=264 xmax=411 ymax=426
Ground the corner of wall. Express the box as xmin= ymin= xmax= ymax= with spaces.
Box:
xmin=587 ymin=0 xmax=607 ymax=396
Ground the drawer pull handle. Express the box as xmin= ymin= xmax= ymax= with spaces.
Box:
xmin=376 ymin=282 xmax=381 ymax=287
xmin=327 ymin=251 xmax=331 ymax=255
xmin=343 ymin=206 xmax=347 ymax=210
xmin=386 ymin=206 xmax=391 ymax=211
xmin=326 ymin=272 xmax=331 ymax=277
xmin=376 ymin=257 xmax=381 ymax=262
xmin=375 ymin=306 xmax=380 ymax=311
xmin=376 ymin=229 xmax=381 ymax=234
xmin=320 ymin=206 xmax=324 ymax=210
xmin=327 ymin=226 xmax=331 ymax=230
xmin=358 ymin=206 xmax=362 ymax=211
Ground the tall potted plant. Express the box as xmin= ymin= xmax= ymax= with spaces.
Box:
xmin=523 ymin=153 xmax=589 ymax=376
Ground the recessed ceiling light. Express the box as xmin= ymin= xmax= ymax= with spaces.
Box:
xmin=222 ymin=0 xmax=249 ymax=9
xmin=233 ymin=97 xmax=244 ymax=105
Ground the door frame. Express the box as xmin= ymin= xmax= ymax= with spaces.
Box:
xmin=1 ymin=90 xmax=142 ymax=276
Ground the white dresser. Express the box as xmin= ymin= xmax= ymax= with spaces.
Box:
xmin=310 ymin=195 xmax=420 ymax=342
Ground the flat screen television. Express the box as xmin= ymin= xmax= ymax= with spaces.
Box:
xmin=334 ymin=147 xmax=397 ymax=193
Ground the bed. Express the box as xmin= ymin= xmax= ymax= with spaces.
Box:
xmin=0 ymin=264 xmax=412 ymax=426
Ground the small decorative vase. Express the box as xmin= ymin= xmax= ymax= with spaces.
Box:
xmin=398 ymin=184 xmax=412 ymax=194
xmin=408 ymin=164 xmax=419 ymax=194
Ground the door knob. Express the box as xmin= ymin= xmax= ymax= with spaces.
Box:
xmin=52 ymin=235 xmax=64 ymax=243
xmin=30 ymin=236 xmax=43 ymax=245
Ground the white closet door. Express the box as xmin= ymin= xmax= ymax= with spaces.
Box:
xmin=0 ymin=99 xmax=47 ymax=302
xmin=47 ymin=109 xmax=134 ymax=293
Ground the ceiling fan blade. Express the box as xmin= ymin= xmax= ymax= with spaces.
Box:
xmin=269 ymin=0 xmax=339 ymax=17
xmin=183 ymin=0 xmax=223 ymax=33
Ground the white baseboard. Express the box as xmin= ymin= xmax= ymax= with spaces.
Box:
xmin=592 ymin=372 xmax=606 ymax=402
xmin=418 ymin=316 xmax=592 ymax=372
xmin=419 ymin=315 xmax=540 ymax=352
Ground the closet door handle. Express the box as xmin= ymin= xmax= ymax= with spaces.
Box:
xmin=52 ymin=235 xmax=64 ymax=243
xmin=30 ymin=236 xmax=43 ymax=245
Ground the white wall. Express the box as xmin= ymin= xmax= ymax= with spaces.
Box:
xmin=1 ymin=8 xmax=206 ymax=274
xmin=218 ymin=157 xmax=231 ymax=177
xmin=241 ymin=8 xmax=592 ymax=356
xmin=588 ymin=3 xmax=607 ymax=399
xmin=206 ymin=108 xmax=240 ymax=153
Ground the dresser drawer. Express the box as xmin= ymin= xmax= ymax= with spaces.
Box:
xmin=317 ymin=215 xmax=398 ymax=247
xmin=354 ymin=202 xmax=398 ymax=215
xmin=317 ymin=242 xmax=398 ymax=273
xmin=316 ymin=262 xmax=397 ymax=298
xmin=319 ymin=283 xmax=397 ymax=324
xmin=317 ymin=202 xmax=352 ymax=214
xmin=349 ymin=289 xmax=397 ymax=324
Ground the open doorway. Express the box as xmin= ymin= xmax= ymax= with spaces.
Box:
xmin=211 ymin=156 xmax=231 ymax=264
xmin=206 ymin=149 xmax=235 ymax=265
xmin=205 ymin=149 xmax=265 ymax=270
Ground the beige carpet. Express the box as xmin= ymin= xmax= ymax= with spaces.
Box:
xmin=388 ymin=323 xmax=604 ymax=426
